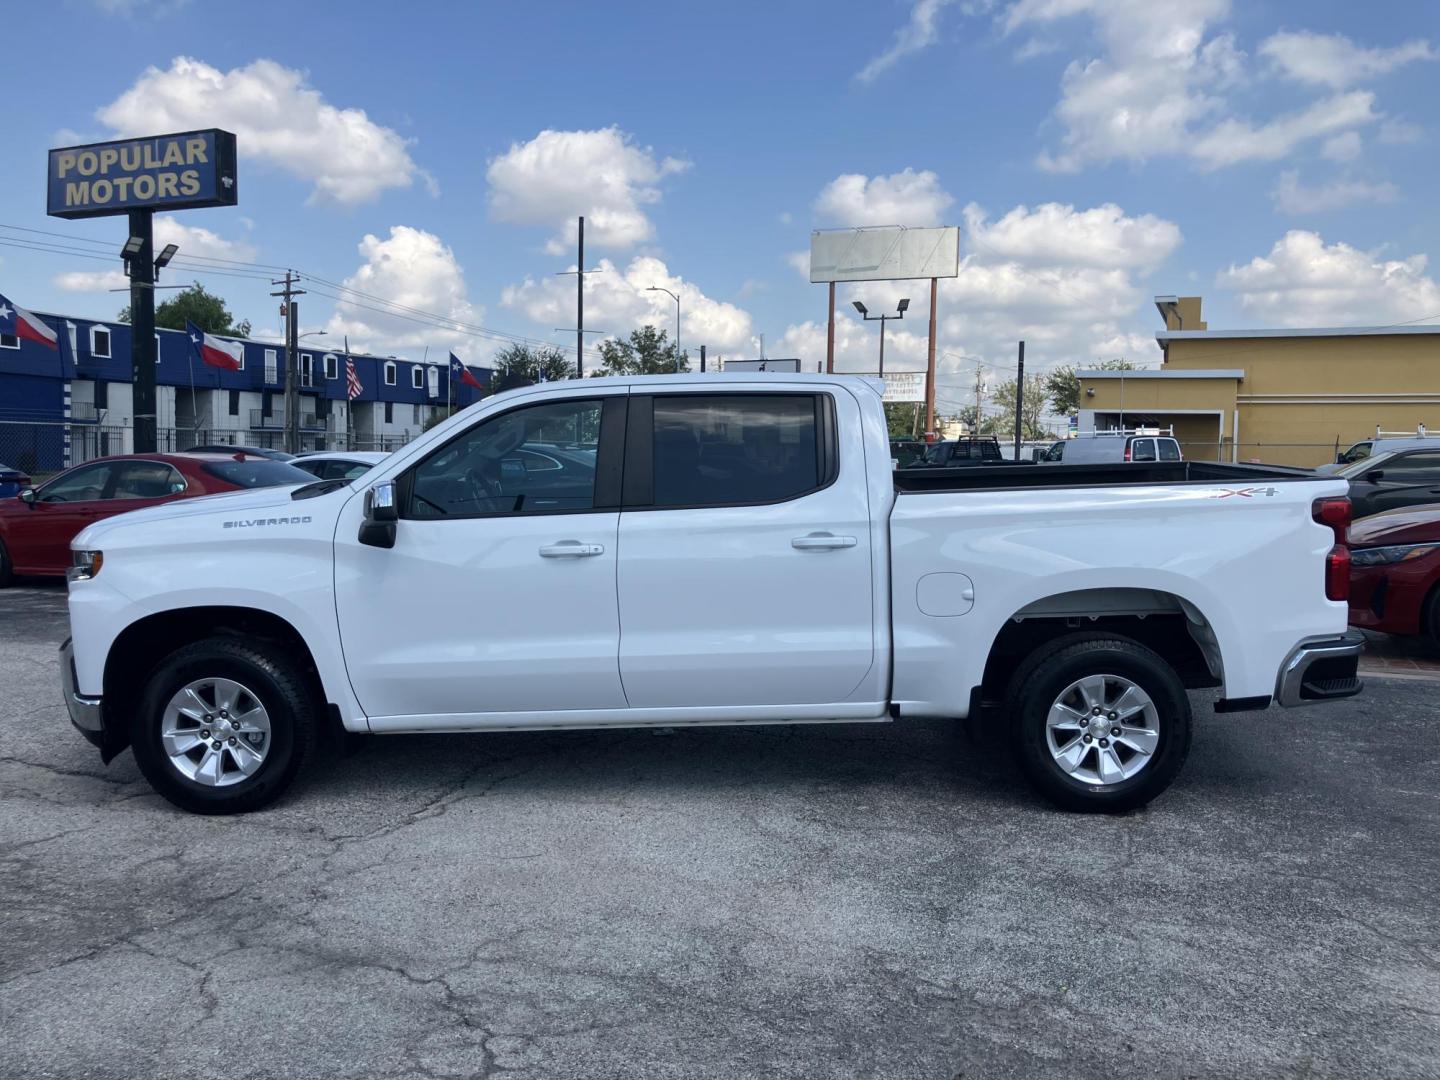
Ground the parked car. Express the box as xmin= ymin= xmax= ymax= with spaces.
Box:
xmin=917 ymin=436 xmax=1005 ymax=466
xmin=184 ymin=443 xmax=295 ymax=462
xmin=1041 ymin=432 xmax=1183 ymax=464
xmin=1316 ymin=431 xmax=1440 ymax=475
xmin=0 ymin=453 xmax=314 ymax=586
xmin=62 ymin=375 xmax=1362 ymax=816
xmin=0 ymin=461 xmax=32 ymax=499
xmin=291 ymin=451 xmax=389 ymax=481
xmin=889 ymin=440 xmax=927 ymax=468
xmin=1348 ymin=505 xmax=1440 ymax=647
xmin=1338 ymin=446 xmax=1440 ymax=519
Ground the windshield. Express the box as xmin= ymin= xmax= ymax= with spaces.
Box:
xmin=1337 ymin=450 xmax=1397 ymax=479
xmin=201 ymin=460 xmax=316 ymax=488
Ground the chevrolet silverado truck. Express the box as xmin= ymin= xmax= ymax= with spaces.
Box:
xmin=60 ymin=374 xmax=1364 ymax=815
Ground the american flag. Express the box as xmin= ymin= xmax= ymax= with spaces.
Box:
xmin=345 ymin=355 xmax=363 ymax=399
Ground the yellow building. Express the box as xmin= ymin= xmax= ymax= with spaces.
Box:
xmin=1077 ymin=296 xmax=1440 ymax=467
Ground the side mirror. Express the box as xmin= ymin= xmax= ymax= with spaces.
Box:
xmin=1364 ymin=470 xmax=1385 ymax=484
xmin=358 ymin=481 xmax=398 ymax=548
xmin=18 ymin=487 xmax=36 ymax=506
xmin=1031 ymin=449 xmax=1045 ymax=462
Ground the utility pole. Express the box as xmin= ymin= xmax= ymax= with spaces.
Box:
xmin=1014 ymin=340 xmax=1026 ymax=460
xmin=924 ymin=276 xmax=938 ymax=440
xmin=271 ymin=271 xmax=305 ymax=454
xmin=555 ymin=217 xmax=602 ymax=377
xmin=973 ymin=366 xmax=985 ymax=436
xmin=700 ymin=344 xmax=706 ymax=373
xmin=826 ymin=281 xmax=836 ymax=374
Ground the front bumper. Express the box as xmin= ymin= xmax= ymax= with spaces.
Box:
xmin=59 ymin=637 xmax=105 ymax=749
xmin=1275 ymin=631 xmax=1365 ymax=708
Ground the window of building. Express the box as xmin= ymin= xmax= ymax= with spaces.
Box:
xmin=411 ymin=365 xmax=424 ymax=390
xmin=427 ymin=366 xmax=441 ymax=398
xmin=0 ymin=333 xmax=18 ymax=349
xmin=228 ymin=390 xmax=240 ymax=416
xmin=650 ymin=394 xmax=824 ymax=509
xmin=384 ymin=401 xmax=394 ymax=424
xmin=384 ymin=360 xmax=397 ymax=386
xmin=300 ymin=353 xmax=313 ymax=388
xmin=413 ymin=403 xmax=421 ymax=425
xmin=94 ymin=380 xmax=109 ymax=409
xmin=262 ymin=390 xmax=273 ymax=418
xmin=323 ymin=353 xmax=337 ymax=380
xmin=90 ymin=326 xmax=111 ymax=359
xmin=316 ymin=395 xmax=329 ymax=419
xmin=264 ymin=349 xmax=278 ymax=384
xmin=407 ymin=398 xmax=603 ymax=518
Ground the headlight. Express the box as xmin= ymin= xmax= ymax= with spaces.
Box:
xmin=67 ymin=550 xmax=104 ymax=582
xmin=1350 ymin=543 xmax=1440 ymax=567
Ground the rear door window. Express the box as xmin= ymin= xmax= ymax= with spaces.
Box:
xmin=1158 ymin=439 xmax=1181 ymax=461
xmin=1130 ymin=438 xmax=1157 ymax=461
xmin=111 ymin=461 xmax=186 ymax=499
xmin=645 ymin=394 xmax=825 ymax=508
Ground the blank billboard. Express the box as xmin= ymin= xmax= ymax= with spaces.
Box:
xmin=810 ymin=226 xmax=960 ymax=283
xmin=720 ymin=358 xmax=802 ymax=372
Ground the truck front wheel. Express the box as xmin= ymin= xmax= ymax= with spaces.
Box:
xmin=1010 ymin=636 xmax=1191 ymax=813
xmin=130 ymin=637 xmax=318 ymax=814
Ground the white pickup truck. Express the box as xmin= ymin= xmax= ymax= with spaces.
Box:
xmin=61 ymin=374 xmax=1363 ymax=815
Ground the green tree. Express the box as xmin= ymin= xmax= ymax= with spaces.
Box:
xmin=490 ymin=343 xmax=575 ymax=392
xmin=989 ymin=377 xmax=1053 ymax=441
xmin=119 ymin=282 xmax=252 ymax=337
xmin=594 ymin=325 xmax=689 ymax=376
xmin=1044 ymin=358 xmax=1136 ymax=417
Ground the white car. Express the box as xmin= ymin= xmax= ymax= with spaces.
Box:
xmin=290 ymin=451 xmax=389 ymax=481
xmin=61 ymin=374 xmax=1363 ymax=815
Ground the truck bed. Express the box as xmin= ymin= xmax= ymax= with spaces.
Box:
xmin=894 ymin=460 xmax=1321 ymax=493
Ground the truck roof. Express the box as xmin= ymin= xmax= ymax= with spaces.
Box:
xmin=488 ymin=372 xmax=886 ymax=396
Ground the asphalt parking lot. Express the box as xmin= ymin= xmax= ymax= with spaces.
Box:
xmin=2 ymin=582 xmax=1438 ymax=1080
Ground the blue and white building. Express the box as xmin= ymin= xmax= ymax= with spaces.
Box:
xmin=0 ymin=305 xmax=492 ymax=471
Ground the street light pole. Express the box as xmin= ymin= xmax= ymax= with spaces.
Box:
xmin=646 ymin=286 xmax=681 ymax=372
xmin=852 ymin=297 xmax=909 ymax=379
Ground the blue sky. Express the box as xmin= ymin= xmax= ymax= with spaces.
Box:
xmin=3 ymin=0 xmax=1437 ymax=415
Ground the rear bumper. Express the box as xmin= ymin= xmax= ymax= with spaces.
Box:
xmin=1275 ymin=631 xmax=1365 ymax=707
xmin=59 ymin=637 xmax=105 ymax=749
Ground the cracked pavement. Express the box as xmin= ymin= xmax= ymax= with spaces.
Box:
xmin=2 ymin=582 xmax=1439 ymax=1079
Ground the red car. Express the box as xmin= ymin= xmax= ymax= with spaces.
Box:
xmin=1348 ymin=504 xmax=1440 ymax=646
xmin=0 ymin=452 xmax=315 ymax=586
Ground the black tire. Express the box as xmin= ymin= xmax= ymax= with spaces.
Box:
xmin=1423 ymin=585 xmax=1440 ymax=655
xmin=1010 ymin=636 xmax=1191 ymax=813
xmin=0 ymin=537 xmax=13 ymax=588
xmin=130 ymin=636 xmax=318 ymax=814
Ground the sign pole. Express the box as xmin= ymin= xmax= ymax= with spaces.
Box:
xmin=925 ymin=276 xmax=937 ymax=440
xmin=128 ymin=209 xmax=157 ymax=453
xmin=826 ymin=281 xmax=836 ymax=374
xmin=1014 ymin=340 xmax=1026 ymax=460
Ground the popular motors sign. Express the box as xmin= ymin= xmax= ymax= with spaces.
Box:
xmin=47 ymin=129 xmax=238 ymax=219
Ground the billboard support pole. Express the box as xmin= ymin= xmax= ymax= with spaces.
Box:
xmin=128 ymin=208 xmax=157 ymax=454
xmin=925 ymin=276 xmax=937 ymax=440
xmin=826 ymin=281 xmax=835 ymax=373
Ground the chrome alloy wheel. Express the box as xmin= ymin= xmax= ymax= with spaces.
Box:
xmin=1045 ymin=673 xmax=1160 ymax=787
xmin=159 ymin=677 xmax=272 ymax=787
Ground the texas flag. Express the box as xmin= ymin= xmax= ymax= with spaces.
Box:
xmin=186 ymin=320 xmax=244 ymax=371
xmin=450 ymin=351 xmax=484 ymax=390
xmin=0 ymin=293 xmax=59 ymax=349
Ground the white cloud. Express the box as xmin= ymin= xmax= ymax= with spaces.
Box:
xmin=1321 ymin=131 xmax=1363 ymax=162
xmin=501 ymin=255 xmax=755 ymax=356
xmin=814 ymin=168 xmax=954 ymax=227
xmin=54 ymin=214 xmax=256 ymax=293
xmin=963 ymin=201 xmax=1181 ymax=269
xmin=1260 ymin=31 xmax=1436 ymax=89
xmin=1271 ymin=171 xmax=1399 ymax=214
xmin=486 ymin=128 xmax=689 ymax=255
xmin=324 ymin=226 xmax=481 ymax=352
xmin=1187 ymin=91 xmax=1380 ymax=170
xmin=855 ymin=0 xmax=959 ymax=83
xmin=97 ymin=57 xmax=425 ymax=205
xmin=1379 ymin=118 xmax=1424 ymax=145
xmin=1218 ymin=230 xmax=1440 ymax=327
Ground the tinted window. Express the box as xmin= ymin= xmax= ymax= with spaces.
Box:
xmin=1158 ymin=439 xmax=1181 ymax=461
xmin=1130 ymin=438 xmax=1157 ymax=462
xmin=408 ymin=398 xmax=601 ymax=518
xmin=1380 ymin=450 xmax=1440 ymax=479
xmin=112 ymin=462 xmax=185 ymax=499
xmin=201 ymin=460 xmax=315 ymax=488
xmin=652 ymin=394 xmax=820 ymax=508
xmin=40 ymin=463 xmax=112 ymax=503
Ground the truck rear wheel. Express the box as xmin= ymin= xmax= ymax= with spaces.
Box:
xmin=0 ymin=538 xmax=13 ymax=588
xmin=1010 ymin=636 xmax=1191 ymax=813
xmin=130 ymin=636 xmax=318 ymax=814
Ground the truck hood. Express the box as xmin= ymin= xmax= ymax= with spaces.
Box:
xmin=74 ymin=484 xmax=337 ymax=547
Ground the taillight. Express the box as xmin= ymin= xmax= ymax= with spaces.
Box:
xmin=1123 ymin=444 xmax=1132 ymax=461
xmin=1313 ymin=497 xmax=1352 ymax=602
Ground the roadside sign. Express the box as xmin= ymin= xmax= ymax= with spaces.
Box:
xmin=721 ymin=358 xmax=802 ymax=372
xmin=47 ymin=129 xmax=238 ymax=220
xmin=882 ymin=372 xmax=926 ymax=403
xmin=810 ymin=226 xmax=960 ymax=283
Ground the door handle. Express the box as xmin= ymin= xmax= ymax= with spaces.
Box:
xmin=791 ymin=532 xmax=857 ymax=550
xmin=539 ymin=540 xmax=605 ymax=558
